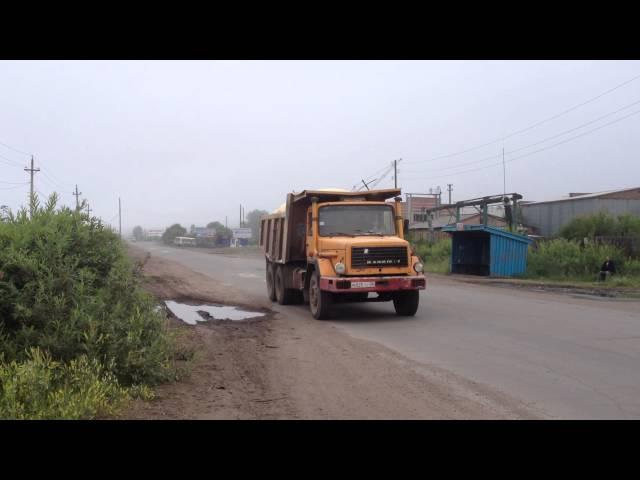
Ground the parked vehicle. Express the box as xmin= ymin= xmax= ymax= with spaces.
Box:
xmin=259 ymin=188 xmax=426 ymax=319
xmin=174 ymin=236 xmax=197 ymax=247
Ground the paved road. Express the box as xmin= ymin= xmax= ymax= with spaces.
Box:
xmin=136 ymin=243 xmax=640 ymax=419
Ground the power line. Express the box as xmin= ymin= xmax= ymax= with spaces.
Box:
xmin=409 ymin=107 xmax=640 ymax=181
xmin=403 ymin=97 xmax=640 ymax=175
xmin=403 ymin=72 xmax=640 ymax=165
xmin=40 ymin=166 xmax=73 ymax=190
xmin=0 ymin=153 xmax=24 ymax=168
xmin=0 ymin=179 xmax=28 ymax=185
xmin=0 ymin=139 xmax=32 ymax=157
xmin=0 ymin=183 xmax=28 ymax=191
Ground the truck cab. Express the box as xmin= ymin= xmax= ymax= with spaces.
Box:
xmin=260 ymin=189 xmax=425 ymax=319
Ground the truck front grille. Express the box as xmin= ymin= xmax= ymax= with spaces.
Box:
xmin=351 ymin=246 xmax=408 ymax=268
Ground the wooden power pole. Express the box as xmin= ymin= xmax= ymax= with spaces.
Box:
xmin=24 ymin=156 xmax=40 ymax=217
xmin=73 ymin=184 xmax=82 ymax=211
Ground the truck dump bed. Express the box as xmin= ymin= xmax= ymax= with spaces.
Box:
xmin=259 ymin=188 xmax=401 ymax=264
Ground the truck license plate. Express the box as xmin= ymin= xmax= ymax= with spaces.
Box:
xmin=351 ymin=281 xmax=375 ymax=288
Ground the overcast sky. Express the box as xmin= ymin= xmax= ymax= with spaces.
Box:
xmin=1 ymin=60 xmax=639 ymax=233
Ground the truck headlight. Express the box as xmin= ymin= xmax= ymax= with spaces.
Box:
xmin=335 ymin=262 xmax=346 ymax=274
xmin=414 ymin=262 xmax=424 ymax=273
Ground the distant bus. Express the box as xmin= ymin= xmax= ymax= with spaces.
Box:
xmin=174 ymin=236 xmax=197 ymax=247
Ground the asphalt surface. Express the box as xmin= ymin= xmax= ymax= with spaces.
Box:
xmin=135 ymin=243 xmax=640 ymax=419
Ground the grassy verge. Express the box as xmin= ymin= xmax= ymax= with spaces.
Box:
xmin=524 ymin=238 xmax=640 ymax=287
xmin=0 ymin=195 xmax=184 ymax=419
xmin=409 ymin=237 xmax=451 ymax=274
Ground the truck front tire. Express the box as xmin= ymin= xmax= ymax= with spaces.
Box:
xmin=393 ymin=290 xmax=420 ymax=316
xmin=309 ymin=271 xmax=332 ymax=320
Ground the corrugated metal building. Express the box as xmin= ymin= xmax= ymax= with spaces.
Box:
xmin=441 ymin=224 xmax=532 ymax=277
xmin=520 ymin=187 xmax=640 ymax=237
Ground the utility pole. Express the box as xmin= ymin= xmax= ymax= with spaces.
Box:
xmin=394 ymin=159 xmax=397 ymax=189
xmin=86 ymin=204 xmax=92 ymax=217
xmin=502 ymin=146 xmax=506 ymax=198
xmin=447 ymin=184 xmax=453 ymax=204
xmin=118 ymin=197 xmax=122 ymax=239
xmin=239 ymin=204 xmax=242 ymax=227
xmin=24 ymin=156 xmax=40 ymax=218
xmin=73 ymin=184 xmax=82 ymax=211
xmin=225 ymin=216 xmax=228 ymax=228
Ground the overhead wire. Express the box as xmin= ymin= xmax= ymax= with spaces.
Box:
xmin=403 ymin=72 xmax=640 ymax=165
xmin=403 ymin=97 xmax=640 ymax=175
xmin=0 ymin=139 xmax=32 ymax=157
xmin=409 ymin=108 xmax=640 ymax=181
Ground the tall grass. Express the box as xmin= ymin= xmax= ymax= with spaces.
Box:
xmin=411 ymin=238 xmax=451 ymax=274
xmin=526 ymin=238 xmax=639 ymax=284
xmin=0 ymin=194 xmax=178 ymax=419
xmin=559 ymin=212 xmax=640 ymax=240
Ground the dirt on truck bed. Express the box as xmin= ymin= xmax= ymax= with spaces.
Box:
xmin=125 ymin=244 xmax=540 ymax=419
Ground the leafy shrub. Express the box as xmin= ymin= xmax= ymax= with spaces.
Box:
xmin=0 ymin=348 xmax=129 ymax=419
xmin=559 ymin=212 xmax=640 ymax=240
xmin=412 ymin=238 xmax=451 ymax=274
xmin=526 ymin=238 xmax=625 ymax=280
xmin=162 ymin=224 xmax=186 ymax=245
xmin=0 ymin=194 xmax=177 ymax=418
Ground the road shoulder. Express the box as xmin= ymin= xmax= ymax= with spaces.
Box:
xmin=125 ymin=245 xmax=542 ymax=419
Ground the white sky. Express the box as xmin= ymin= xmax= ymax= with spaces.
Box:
xmin=1 ymin=60 xmax=639 ymax=233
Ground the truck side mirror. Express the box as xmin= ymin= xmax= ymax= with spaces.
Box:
xmin=403 ymin=219 xmax=409 ymax=234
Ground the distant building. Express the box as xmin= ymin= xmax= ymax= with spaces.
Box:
xmin=409 ymin=211 xmax=508 ymax=241
xmin=145 ymin=229 xmax=163 ymax=240
xmin=190 ymin=226 xmax=217 ymax=238
xmin=387 ymin=193 xmax=441 ymax=225
xmin=190 ymin=226 xmax=220 ymax=247
xmin=231 ymin=227 xmax=252 ymax=247
xmin=519 ymin=187 xmax=640 ymax=237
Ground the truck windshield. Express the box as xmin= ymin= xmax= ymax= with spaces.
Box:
xmin=318 ymin=205 xmax=396 ymax=236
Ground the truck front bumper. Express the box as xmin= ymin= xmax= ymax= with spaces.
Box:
xmin=319 ymin=275 xmax=426 ymax=293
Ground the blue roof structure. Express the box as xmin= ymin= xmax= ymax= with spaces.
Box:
xmin=441 ymin=224 xmax=533 ymax=277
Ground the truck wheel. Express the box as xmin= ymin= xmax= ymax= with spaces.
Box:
xmin=266 ymin=261 xmax=276 ymax=302
xmin=393 ymin=290 xmax=420 ymax=316
xmin=309 ymin=271 xmax=332 ymax=320
xmin=275 ymin=265 xmax=295 ymax=305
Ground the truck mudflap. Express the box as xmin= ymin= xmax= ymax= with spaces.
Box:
xmin=319 ymin=275 xmax=426 ymax=293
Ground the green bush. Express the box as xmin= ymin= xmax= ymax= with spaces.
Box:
xmin=559 ymin=212 xmax=640 ymax=240
xmin=526 ymin=238 xmax=629 ymax=280
xmin=412 ymin=238 xmax=451 ymax=274
xmin=0 ymin=194 xmax=177 ymax=418
xmin=162 ymin=224 xmax=186 ymax=245
xmin=0 ymin=348 xmax=129 ymax=420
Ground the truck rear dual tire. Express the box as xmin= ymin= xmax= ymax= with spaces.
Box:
xmin=309 ymin=271 xmax=332 ymax=320
xmin=393 ymin=290 xmax=420 ymax=316
xmin=275 ymin=264 xmax=301 ymax=305
xmin=266 ymin=261 xmax=277 ymax=302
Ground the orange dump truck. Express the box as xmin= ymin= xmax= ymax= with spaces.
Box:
xmin=259 ymin=188 xmax=426 ymax=319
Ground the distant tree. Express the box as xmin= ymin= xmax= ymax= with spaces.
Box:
xmin=245 ymin=209 xmax=269 ymax=244
xmin=206 ymin=221 xmax=233 ymax=239
xmin=162 ymin=224 xmax=187 ymax=245
xmin=133 ymin=225 xmax=144 ymax=241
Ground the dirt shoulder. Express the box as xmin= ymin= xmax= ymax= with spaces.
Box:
xmin=125 ymin=244 xmax=541 ymax=419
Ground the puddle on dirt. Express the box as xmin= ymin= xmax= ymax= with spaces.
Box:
xmin=164 ymin=300 xmax=265 ymax=325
